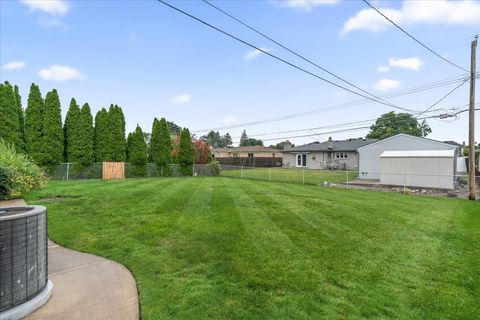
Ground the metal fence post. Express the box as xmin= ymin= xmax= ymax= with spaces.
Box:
xmin=66 ymin=163 xmax=70 ymax=181
xmin=346 ymin=170 xmax=348 ymax=189
xmin=192 ymin=164 xmax=195 ymax=177
xmin=161 ymin=165 xmax=164 ymax=178
xmin=241 ymin=166 xmax=243 ymax=179
xmin=403 ymin=174 xmax=406 ymax=194
xmin=302 ymin=169 xmax=305 ymax=185
xmin=268 ymin=167 xmax=271 ymax=182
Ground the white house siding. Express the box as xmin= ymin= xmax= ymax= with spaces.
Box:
xmin=282 ymin=151 xmax=359 ymax=170
xmin=380 ymin=151 xmax=455 ymax=189
xmin=358 ymin=134 xmax=456 ymax=180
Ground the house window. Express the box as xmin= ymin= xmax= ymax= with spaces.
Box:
xmin=212 ymin=154 xmax=215 ymax=158
xmin=248 ymin=153 xmax=254 ymax=158
xmin=296 ymin=154 xmax=307 ymax=167
xmin=233 ymin=153 xmax=238 ymax=157
xmin=336 ymin=152 xmax=348 ymax=159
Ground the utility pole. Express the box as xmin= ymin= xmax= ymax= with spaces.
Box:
xmin=468 ymin=36 xmax=477 ymax=200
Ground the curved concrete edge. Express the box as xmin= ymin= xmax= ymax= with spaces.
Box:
xmin=27 ymin=241 xmax=139 ymax=320
xmin=0 ymin=280 xmax=53 ymax=320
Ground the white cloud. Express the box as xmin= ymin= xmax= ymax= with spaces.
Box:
xmin=244 ymin=47 xmax=268 ymax=61
xmin=374 ymin=78 xmax=401 ymax=91
xmin=38 ymin=65 xmax=85 ymax=82
xmin=276 ymin=0 xmax=338 ymax=12
xmin=223 ymin=115 xmax=237 ymax=124
xmin=3 ymin=61 xmax=26 ymax=70
xmin=20 ymin=0 xmax=70 ymax=16
xmin=342 ymin=0 xmax=480 ymax=34
xmin=38 ymin=18 xmax=69 ymax=30
xmin=172 ymin=94 xmax=191 ymax=104
xmin=388 ymin=57 xmax=423 ymax=71
xmin=377 ymin=65 xmax=390 ymax=72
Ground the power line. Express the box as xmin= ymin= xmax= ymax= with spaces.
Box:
xmin=193 ymin=75 xmax=469 ymax=133
xmin=157 ymin=0 xmax=415 ymax=113
xmin=415 ymin=77 xmax=469 ymax=117
xmin=362 ymin=0 xmax=469 ymax=72
xmin=231 ymin=111 xmax=452 ymax=140
xmin=230 ymin=111 xmax=465 ymax=144
xmin=202 ymin=0 xmax=408 ymax=113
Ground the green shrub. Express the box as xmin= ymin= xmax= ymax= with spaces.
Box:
xmin=207 ymin=161 xmax=221 ymax=176
xmin=0 ymin=140 xmax=46 ymax=200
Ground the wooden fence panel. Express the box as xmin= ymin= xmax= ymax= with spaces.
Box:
xmin=215 ymin=157 xmax=282 ymax=167
xmin=102 ymin=162 xmax=125 ymax=180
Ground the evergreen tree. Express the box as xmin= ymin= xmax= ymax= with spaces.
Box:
xmin=158 ymin=118 xmax=172 ymax=165
xmin=94 ymin=108 xmax=109 ymax=162
xmin=0 ymin=82 xmax=22 ymax=149
xmin=78 ymin=103 xmax=94 ymax=165
xmin=178 ymin=128 xmax=194 ymax=175
xmin=224 ymin=133 xmax=232 ymax=147
xmin=239 ymin=130 xmax=248 ymax=146
xmin=107 ymin=104 xmax=126 ymax=161
xmin=41 ymin=89 xmax=64 ymax=165
xmin=14 ymin=85 xmax=25 ymax=151
xmin=64 ymin=98 xmax=81 ymax=162
xmin=25 ymin=83 xmax=45 ymax=163
xmin=148 ymin=118 xmax=161 ymax=163
xmin=127 ymin=125 xmax=148 ymax=165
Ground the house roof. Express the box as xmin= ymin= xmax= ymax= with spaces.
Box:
xmin=213 ymin=146 xmax=278 ymax=153
xmin=380 ymin=150 xmax=455 ymax=158
xmin=283 ymin=138 xmax=377 ymax=153
xmin=357 ymin=133 xmax=457 ymax=150
xmin=442 ymin=140 xmax=463 ymax=148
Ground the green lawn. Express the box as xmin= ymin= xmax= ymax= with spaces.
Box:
xmin=25 ymin=177 xmax=479 ymax=319
xmin=220 ymin=167 xmax=358 ymax=185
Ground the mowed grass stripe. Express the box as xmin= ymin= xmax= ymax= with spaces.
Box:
xmin=24 ymin=177 xmax=480 ymax=320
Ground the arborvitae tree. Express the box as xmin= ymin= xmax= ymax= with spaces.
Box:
xmin=107 ymin=104 xmax=126 ymax=161
xmin=94 ymin=108 xmax=109 ymax=162
xmin=14 ymin=85 xmax=25 ymax=151
xmin=41 ymin=89 xmax=64 ymax=165
xmin=64 ymin=98 xmax=81 ymax=162
xmin=178 ymin=128 xmax=194 ymax=175
xmin=158 ymin=118 xmax=172 ymax=165
xmin=77 ymin=103 xmax=94 ymax=165
xmin=25 ymin=83 xmax=45 ymax=163
xmin=148 ymin=118 xmax=161 ymax=163
xmin=127 ymin=125 xmax=148 ymax=165
xmin=0 ymin=82 xmax=22 ymax=149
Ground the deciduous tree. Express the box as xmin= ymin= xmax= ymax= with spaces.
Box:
xmin=366 ymin=112 xmax=432 ymax=140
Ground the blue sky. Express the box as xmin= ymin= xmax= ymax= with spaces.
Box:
xmin=1 ymin=0 xmax=479 ymax=146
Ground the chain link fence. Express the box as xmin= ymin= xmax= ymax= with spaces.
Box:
xmin=218 ymin=165 xmax=480 ymax=198
xmin=48 ymin=163 xmax=479 ymax=198
xmin=50 ymin=163 xmax=220 ymax=180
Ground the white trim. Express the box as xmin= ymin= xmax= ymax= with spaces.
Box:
xmin=380 ymin=150 xmax=455 ymax=158
xmin=357 ymin=133 xmax=456 ymax=151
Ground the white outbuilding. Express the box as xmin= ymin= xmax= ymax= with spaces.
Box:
xmin=357 ymin=134 xmax=457 ymax=180
xmin=380 ymin=150 xmax=456 ymax=190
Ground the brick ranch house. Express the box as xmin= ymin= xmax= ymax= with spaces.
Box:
xmin=212 ymin=146 xmax=282 ymax=167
